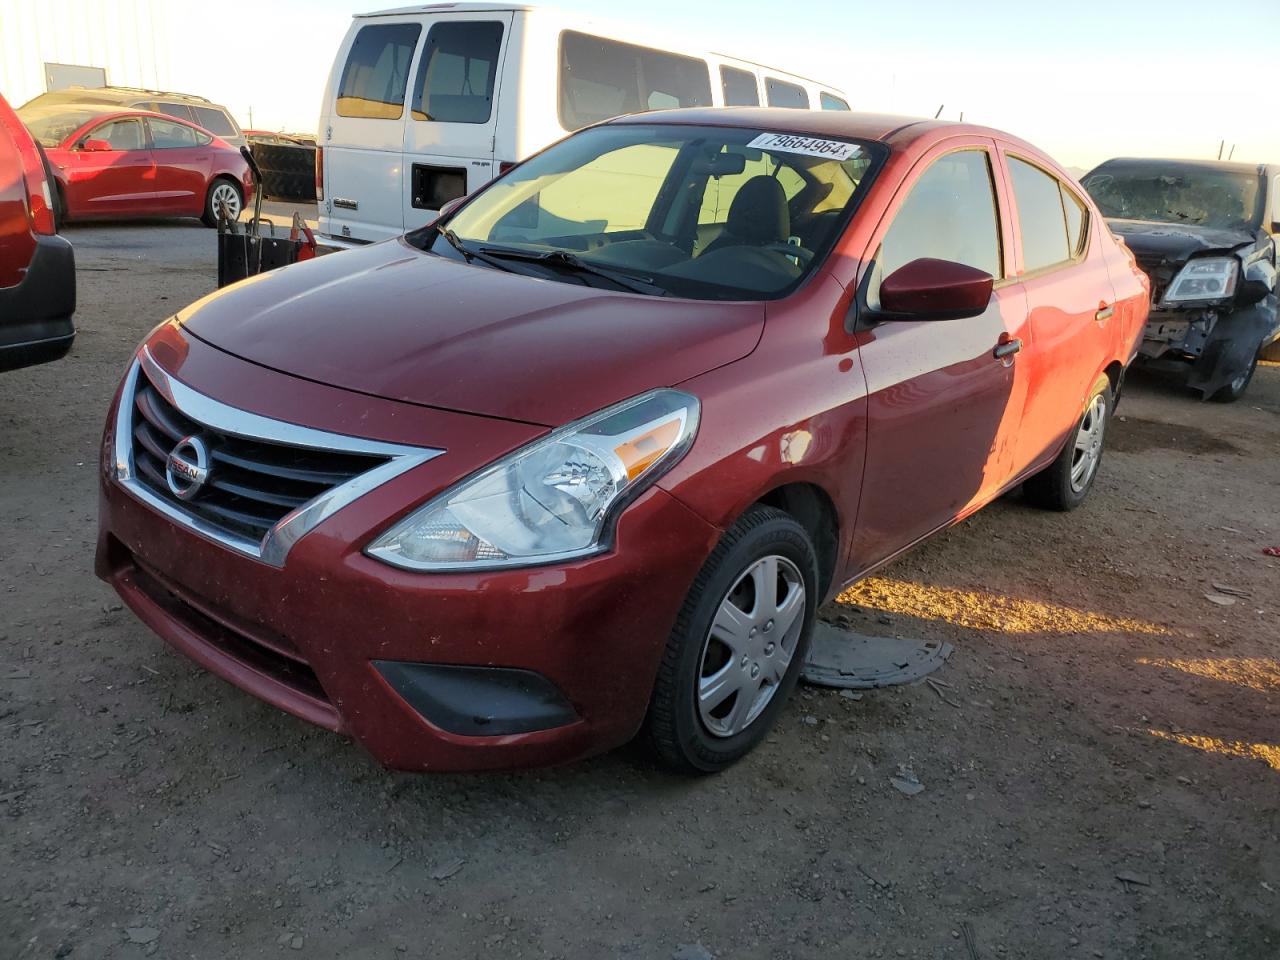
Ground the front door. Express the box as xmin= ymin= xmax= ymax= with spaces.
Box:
xmin=400 ymin=13 xmax=512 ymax=232
xmin=850 ymin=144 xmax=1031 ymax=572
xmin=64 ymin=117 xmax=155 ymax=217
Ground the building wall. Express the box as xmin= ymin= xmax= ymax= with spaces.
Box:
xmin=0 ymin=0 xmax=173 ymax=106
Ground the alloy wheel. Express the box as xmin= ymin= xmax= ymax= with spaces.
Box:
xmin=696 ymin=554 xmax=806 ymax=738
xmin=211 ymin=182 xmax=241 ymax=221
xmin=1070 ymin=393 xmax=1107 ymax=493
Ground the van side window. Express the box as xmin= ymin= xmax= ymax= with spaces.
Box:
xmin=820 ymin=92 xmax=850 ymax=111
xmin=720 ymin=67 xmax=759 ymax=107
xmin=1008 ymin=156 xmax=1087 ymax=272
xmin=412 ymin=21 xmax=504 ymax=124
xmin=765 ymin=78 xmax=809 ymax=109
xmin=873 ymin=150 xmax=1002 ymax=303
xmin=559 ymin=31 xmax=712 ymax=131
xmin=337 ymin=23 xmax=422 ymax=120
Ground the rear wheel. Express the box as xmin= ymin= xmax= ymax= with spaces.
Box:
xmin=1024 ymin=375 xmax=1111 ymax=511
xmin=645 ymin=505 xmax=818 ymax=774
xmin=203 ymin=177 xmax=242 ymax=227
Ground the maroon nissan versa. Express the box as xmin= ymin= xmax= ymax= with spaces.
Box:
xmin=0 ymin=92 xmax=75 ymax=372
xmin=97 ymin=110 xmax=1149 ymax=773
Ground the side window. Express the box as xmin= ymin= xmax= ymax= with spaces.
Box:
xmin=336 ymin=22 xmax=422 ymax=119
xmin=720 ymin=66 xmax=759 ymax=107
xmin=558 ymin=32 xmax=712 ymax=131
xmin=820 ymin=92 xmax=850 ymax=111
xmin=193 ymin=106 xmax=237 ymax=137
xmin=89 ymin=118 xmax=144 ymax=151
xmin=1008 ymin=156 xmax=1085 ymax=272
xmin=411 ymin=21 xmax=504 ymax=124
xmin=148 ymin=118 xmax=199 ymax=149
xmin=148 ymin=101 xmax=195 ymax=122
xmin=875 ymin=150 xmax=1002 ymax=297
xmin=765 ymin=78 xmax=809 ymax=109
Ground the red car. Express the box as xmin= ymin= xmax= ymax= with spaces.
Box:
xmin=19 ymin=105 xmax=253 ymax=225
xmin=96 ymin=110 xmax=1148 ymax=773
xmin=0 ymin=92 xmax=75 ymax=372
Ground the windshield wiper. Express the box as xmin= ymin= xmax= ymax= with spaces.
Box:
xmin=476 ymin=245 xmax=667 ymax=296
xmin=433 ymin=223 xmax=518 ymax=274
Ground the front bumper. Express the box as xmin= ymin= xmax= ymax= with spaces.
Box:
xmin=0 ymin=232 xmax=76 ymax=373
xmin=96 ymin=341 xmax=720 ymax=771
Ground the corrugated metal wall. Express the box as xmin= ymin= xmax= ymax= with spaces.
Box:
xmin=0 ymin=0 xmax=173 ymax=106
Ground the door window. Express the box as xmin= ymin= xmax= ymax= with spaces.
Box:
xmin=720 ymin=66 xmax=759 ymax=106
xmin=558 ymin=32 xmax=712 ymax=131
xmin=874 ymin=149 xmax=1002 ymax=299
xmin=336 ymin=22 xmax=422 ymax=119
xmin=90 ymin=118 xmax=144 ymax=151
xmin=765 ymin=77 xmax=809 ymax=109
xmin=193 ymin=106 xmax=237 ymax=137
xmin=149 ymin=118 xmax=201 ymax=148
xmin=820 ymin=92 xmax=850 ymax=111
xmin=1008 ymin=156 xmax=1088 ymax=272
xmin=411 ymin=21 xmax=504 ymax=124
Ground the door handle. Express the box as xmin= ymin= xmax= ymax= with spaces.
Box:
xmin=1095 ymin=304 xmax=1115 ymax=323
xmin=993 ymin=337 xmax=1022 ymax=360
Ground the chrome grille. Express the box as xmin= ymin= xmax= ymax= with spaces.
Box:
xmin=115 ymin=349 xmax=443 ymax=566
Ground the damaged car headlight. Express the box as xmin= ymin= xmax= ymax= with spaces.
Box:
xmin=1164 ymin=257 xmax=1238 ymax=303
xmin=366 ymin=390 xmax=700 ymax=571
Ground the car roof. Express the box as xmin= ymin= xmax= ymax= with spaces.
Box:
xmin=27 ymin=86 xmax=217 ymax=107
xmin=1090 ymin=157 xmax=1275 ymax=177
xmin=606 ymin=107 xmax=999 ymax=148
xmin=360 ymin=2 xmax=534 ymax=16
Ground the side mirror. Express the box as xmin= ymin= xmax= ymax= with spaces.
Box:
xmin=1271 ymin=220 xmax=1280 ymax=235
xmin=436 ymin=195 xmax=466 ymax=219
xmin=79 ymin=138 xmax=113 ymax=153
xmin=877 ymin=258 xmax=994 ymax=321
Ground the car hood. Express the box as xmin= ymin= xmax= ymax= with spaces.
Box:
xmin=179 ymin=238 xmax=765 ymax=426
xmin=1106 ymin=219 xmax=1258 ymax=263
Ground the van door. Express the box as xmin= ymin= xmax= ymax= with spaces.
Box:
xmin=325 ymin=19 xmax=423 ymax=242
xmin=400 ymin=12 xmax=513 ymax=231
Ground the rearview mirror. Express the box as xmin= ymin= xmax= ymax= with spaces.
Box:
xmin=877 ymin=258 xmax=994 ymax=321
xmin=79 ymin=138 xmax=113 ymax=153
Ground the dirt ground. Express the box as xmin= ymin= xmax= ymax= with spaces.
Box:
xmin=2 ymin=221 xmax=1278 ymax=960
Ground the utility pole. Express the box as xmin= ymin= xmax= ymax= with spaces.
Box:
xmin=934 ymin=104 xmax=944 ymax=119
xmin=1217 ymin=139 xmax=1224 ymax=160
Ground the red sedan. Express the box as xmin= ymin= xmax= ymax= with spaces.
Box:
xmin=96 ymin=110 xmax=1148 ymax=773
xmin=19 ymin=105 xmax=253 ymax=225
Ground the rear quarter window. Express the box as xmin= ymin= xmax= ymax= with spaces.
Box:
xmin=193 ymin=106 xmax=237 ymax=137
xmin=559 ymin=31 xmax=712 ymax=131
xmin=765 ymin=78 xmax=809 ymax=109
xmin=820 ymin=92 xmax=850 ymax=111
xmin=337 ymin=22 xmax=422 ymax=119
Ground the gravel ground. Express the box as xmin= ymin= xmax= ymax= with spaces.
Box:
xmin=2 ymin=221 xmax=1278 ymax=960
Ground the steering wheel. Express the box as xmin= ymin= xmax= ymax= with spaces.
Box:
xmin=761 ymin=241 xmax=815 ymax=266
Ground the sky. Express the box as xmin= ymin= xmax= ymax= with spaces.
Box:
xmin=57 ymin=0 xmax=1280 ymax=170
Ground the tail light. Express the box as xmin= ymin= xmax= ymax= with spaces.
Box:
xmin=315 ymin=146 xmax=324 ymax=201
xmin=498 ymin=160 xmax=517 ymax=176
xmin=0 ymin=105 xmax=56 ymax=235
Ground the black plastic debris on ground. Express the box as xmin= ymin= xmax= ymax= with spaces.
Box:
xmin=801 ymin=622 xmax=953 ymax=689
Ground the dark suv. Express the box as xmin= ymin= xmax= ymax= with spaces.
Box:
xmin=0 ymin=93 xmax=75 ymax=373
xmin=21 ymin=86 xmax=245 ymax=148
xmin=1082 ymin=158 xmax=1280 ymax=401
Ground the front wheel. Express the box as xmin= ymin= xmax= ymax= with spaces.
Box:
xmin=1024 ymin=376 xmax=1111 ymax=511
xmin=1209 ymin=354 xmax=1258 ymax=403
xmin=202 ymin=178 xmax=243 ymax=227
xmin=645 ymin=505 xmax=818 ymax=774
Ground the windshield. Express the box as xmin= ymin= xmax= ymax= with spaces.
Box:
xmin=1082 ymin=162 xmax=1263 ymax=232
xmin=18 ymin=105 xmax=112 ymax=147
xmin=417 ymin=123 xmax=882 ymax=300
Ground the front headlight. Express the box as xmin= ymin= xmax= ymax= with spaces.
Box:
xmin=366 ymin=389 xmax=700 ymax=571
xmin=1163 ymin=257 xmax=1238 ymax=303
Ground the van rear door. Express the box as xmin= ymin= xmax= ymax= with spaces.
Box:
xmin=400 ymin=12 xmax=513 ymax=232
xmin=324 ymin=18 xmax=423 ymax=243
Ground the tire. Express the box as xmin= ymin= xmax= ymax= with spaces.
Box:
xmin=203 ymin=177 xmax=243 ymax=227
xmin=645 ymin=504 xmax=819 ymax=774
xmin=1024 ymin=375 xmax=1112 ymax=512
xmin=1209 ymin=353 xmax=1258 ymax=403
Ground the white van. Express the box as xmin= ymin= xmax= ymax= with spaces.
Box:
xmin=316 ymin=2 xmax=851 ymax=246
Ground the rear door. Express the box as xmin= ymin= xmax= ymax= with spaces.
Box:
xmin=146 ymin=117 xmax=212 ymax=216
xmin=401 ymin=13 xmax=512 ymax=231
xmin=63 ymin=117 xmax=155 ymax=217
xmin=325 ymin=18 xmax=423 ymax=242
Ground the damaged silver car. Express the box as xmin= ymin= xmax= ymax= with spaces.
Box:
xmin=1082 ymin=158 xmax=1279 ymax=401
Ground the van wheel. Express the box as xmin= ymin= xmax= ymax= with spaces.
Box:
xmin=1024 ymin=375 xmax=1111 ymax=511
xmin=203 ymin=178 xmax=243 ymax=227
xmin=645 ymin=505 xmax=818 ymax=774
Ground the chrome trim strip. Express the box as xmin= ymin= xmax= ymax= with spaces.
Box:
xmin=114 ymin=348 xmax=443 ymax=567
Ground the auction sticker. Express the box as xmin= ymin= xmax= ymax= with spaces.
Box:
xmin=746 ymin=133 xmax=860 ymax=161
